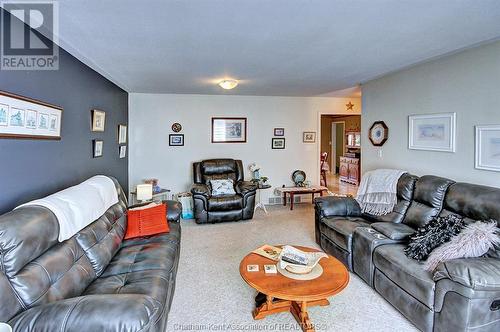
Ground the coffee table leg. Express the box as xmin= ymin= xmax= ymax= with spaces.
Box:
xmin=283 ymin=192 xmax=287 ymax=206
xmin=290 ymin=193 xmax=294 ymax=210
xmin=311 ymin=192 xmax=315 ymax=204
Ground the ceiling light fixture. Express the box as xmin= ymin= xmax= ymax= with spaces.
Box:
xmin=218 ymin=79 xmax=238 ymax=90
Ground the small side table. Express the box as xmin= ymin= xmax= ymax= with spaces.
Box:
xmin=130 ymin=188 xmax=171 ymax=205
xmin=254 ymin=184 xmax=271 ymax=214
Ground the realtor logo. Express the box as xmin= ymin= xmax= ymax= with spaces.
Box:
xmin=1 ymin=0 xmax=59 ymax=70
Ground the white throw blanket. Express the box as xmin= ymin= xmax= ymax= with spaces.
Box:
xmin=17 ymin=175 xmax=118 ymax=242
xmin=356 ymin=169 xmax=406 ymax=216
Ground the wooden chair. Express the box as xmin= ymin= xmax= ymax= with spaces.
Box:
xmin=320 ymin=152 xmax=329 ymax=187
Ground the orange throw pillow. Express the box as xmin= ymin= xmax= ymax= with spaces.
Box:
xmin=125 ymin=203 xmax=169 ymax=239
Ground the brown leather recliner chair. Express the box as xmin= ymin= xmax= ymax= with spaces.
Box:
xmin=190 ymin=159 xmax=257 ymax=224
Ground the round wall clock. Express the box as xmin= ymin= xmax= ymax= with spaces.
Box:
xmin=369 ymin=121 xmax=388 ymax=146
xmin=171 ymin=123 xmax=182 ymax=132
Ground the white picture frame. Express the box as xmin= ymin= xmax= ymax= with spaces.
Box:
xmin=118 ymin=124 xmax=127 ymax=144
xmin=119 ymin=145 xmax=127 ymax=159
xmin=475 ymin=125 xmax=500 ymax=172
xmin=0 ymin=91 xmax=62 ymax=139
xmin=408 ymin=112 xmax=456 ymax=152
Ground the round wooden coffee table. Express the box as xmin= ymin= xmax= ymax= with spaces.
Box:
xmin=239 ymin=246 xmax=349 ymax=332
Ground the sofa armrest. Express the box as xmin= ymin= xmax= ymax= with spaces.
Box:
xmin=314 ymin=196 xmax=361 ymax=218
xmin=433 ymin=257 xmax=500 ymax=291
xmin=371 ymin=222 xmax=415 ymax=241
xmin=191 ymin=183 xmax=211 ymax=197
xmin=235 ymin=181 xmax=258 ymax=195
xmin=8 ymin=294 xmax=161 ymax=331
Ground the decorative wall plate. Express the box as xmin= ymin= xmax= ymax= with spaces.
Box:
xmin=171 ymin=122 xmax=182 ymax=132
xmin=292 ymin=170 xmax=306 ymax=186
xmin=369 ymin=121 xmax=388 ymax=146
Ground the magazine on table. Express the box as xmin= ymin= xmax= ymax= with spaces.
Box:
xmin=278 ymin=245 xmax=328 ymax=271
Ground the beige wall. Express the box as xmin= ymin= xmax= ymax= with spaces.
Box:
xmin=362 ymin=40 xmax=500 ymax=188
xmin=130 ymin=94 xmax=361 ymax=203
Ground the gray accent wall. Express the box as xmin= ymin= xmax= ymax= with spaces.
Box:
xmin=0 ymin=48 xmax=128 ymax=214
xmin=361 ymin=40 xmax=500 ymax=188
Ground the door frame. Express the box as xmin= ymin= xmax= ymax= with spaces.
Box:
xmin=331 ymin=121 xmax=345 ymax=174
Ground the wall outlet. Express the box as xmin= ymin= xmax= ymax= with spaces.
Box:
xmin=378 ymin=149 xmax=383 ymax=158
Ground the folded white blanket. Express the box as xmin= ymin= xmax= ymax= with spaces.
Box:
xmin=17 ymin=175 xmax=118 ymax=242
xmin=356 ymin=169 xmax=406 ymax=216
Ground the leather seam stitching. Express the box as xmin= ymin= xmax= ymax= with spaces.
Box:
xmin=60 ymin=297 xmax=84 ymax=332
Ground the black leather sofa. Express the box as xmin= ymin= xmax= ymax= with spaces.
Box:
xmin=0 ymin=178 xmax=182 ymax=332
xmin=191 ymin=159 xmax=257 ymax=224
xmin=315 ymin=174 xmax=500 ymax=332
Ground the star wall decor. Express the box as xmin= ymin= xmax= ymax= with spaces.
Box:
xmin=346 ymin=101 xmax=354 ymax=111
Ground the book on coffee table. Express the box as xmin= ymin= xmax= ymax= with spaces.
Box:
xmin=252 ymin=245 xmax=282 ymax=261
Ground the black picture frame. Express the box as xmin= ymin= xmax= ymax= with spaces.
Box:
xmin=169 ymin=134 xmax=184 ymax=146
xmin=274 ymin=128 xmax=284 ymax=136
xmin=211 ymin=117 xmax=247 ymax=143
xmin=272 ymin=138 xmax=285 ymax=149
xmin=93 ymin=139 xmax=103 ymax=158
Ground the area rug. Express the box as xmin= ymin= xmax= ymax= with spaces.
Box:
xmin=166 ymin=205 xmax=417 ymax=332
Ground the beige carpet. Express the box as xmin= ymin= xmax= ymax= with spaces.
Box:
xmin=166 ymin=204 xmax=418 ymax=332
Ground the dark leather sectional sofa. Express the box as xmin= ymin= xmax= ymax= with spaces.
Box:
xmin=0 ymin=178 xmax=182 ymax=331
xmin=315 ymin=173 xmax=500 ymax=331
xmin=191 ymin=159 xmax=257 ymax=223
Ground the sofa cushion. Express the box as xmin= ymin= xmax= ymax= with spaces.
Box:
xmin=403 ymin=175 xmax=454 ymax=229
xmin=371 ymin=222 xmax=415 ymax=240
xmin=75 ymin=202 xmax=127 ymax=276
xmin=101 ymin=223 xmax=181 ymax=277
xmin=208 ymin=195 xmax=243 ymax=211
xmin=83 ymin=269 xmax=171 ymax=310
xmin=373 ymin=244 xmax=435 ymax=309
xmin=320 ymin=217 xmax=370 ymax=251
xmin=365 ymin=173 xmax=418 ymax=223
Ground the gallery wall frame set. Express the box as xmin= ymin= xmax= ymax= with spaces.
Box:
xmin=475 ymin=125 xmax=500 ymax=172
xmin=0 ymin=90 xmax=63 ymax=140
xmin=408 ymin=112 xmax=456 ymax=152
xmin=211 ymin=117 xmax=247 ymax=143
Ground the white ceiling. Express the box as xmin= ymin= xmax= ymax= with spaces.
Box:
xmin=54 ymin=0 xmax=500 ymax=96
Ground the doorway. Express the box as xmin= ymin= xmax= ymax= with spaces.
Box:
xmin=320 ymin=114 xmax=361 ymax=196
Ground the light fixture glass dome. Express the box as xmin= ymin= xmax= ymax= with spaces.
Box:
xmin=218 ymin=79 xmax=238 ymax=90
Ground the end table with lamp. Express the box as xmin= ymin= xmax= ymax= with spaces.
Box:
xmin=254 ymin=183 xmax=271 ymax=214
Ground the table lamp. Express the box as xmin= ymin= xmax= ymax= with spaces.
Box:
xmin=136 ymin=184 xmax=153 ymax=202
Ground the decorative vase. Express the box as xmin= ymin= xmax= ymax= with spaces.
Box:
xmin=253 ymin=170 xmax=260 ymax=180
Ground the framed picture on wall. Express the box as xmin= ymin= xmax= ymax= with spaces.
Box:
xmin=272 ymin=138 xmax=285 ymax=149
xmin=211 ymin=117 xmax=247 ymax=143
xmin=91 ymin=109 xmax=106 ymax=132
xmin=475 ymin=125 xmax=500 ymax=172
xmin=409 ymin=113 xmax=456 ymax=152
xmin=169 ymin=134 xmax=184 ymax=146
xmin=118 ymin=124 xmax=127 ymax=144
xmin=93 ymin=140 xmax=104 ymax=158
xmin=274 ymin=128 xmax=284 ymax=136
xmin=303 ymin=131 xmax=316 ymax=143
xmin=119 ymin=145 xmax=127 ymax=159
xmin=0 ymin=90 xmax=63 ymax=139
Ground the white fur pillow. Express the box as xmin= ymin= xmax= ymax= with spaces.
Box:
xmin=425 ymin=221 xmax=500 ymax=272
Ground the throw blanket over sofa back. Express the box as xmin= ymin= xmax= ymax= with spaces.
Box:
xmin=0 ymin=178 xmax=128 ymax=322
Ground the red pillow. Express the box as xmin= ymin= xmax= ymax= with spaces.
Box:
xmin=125 ymin=203 xmax=169 ymax=239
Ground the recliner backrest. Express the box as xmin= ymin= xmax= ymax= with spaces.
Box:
xmin=193 ymin=159 xmax=244 ymax=184
xmin=439 ymin=182 xmax=500 ymax=226
xmin=0 ymin=177 xmax=128 ymax=322
xmin=403 ymin=175 xmax=455 ymax=229
xmin=365 ymin=173 xmax=418 ymax=223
